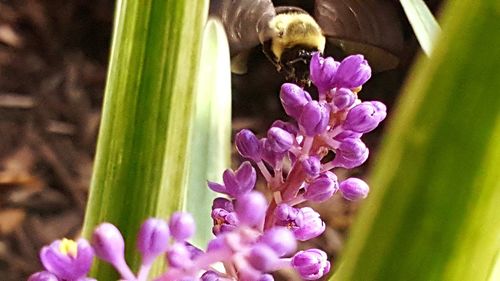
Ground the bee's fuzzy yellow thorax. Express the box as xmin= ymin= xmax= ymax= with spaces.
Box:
xmin=269 ymin=13 xmax=325 ymax=60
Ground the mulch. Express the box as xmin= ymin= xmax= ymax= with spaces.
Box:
xmin=0 ymin=1 xmax=111 ymax=279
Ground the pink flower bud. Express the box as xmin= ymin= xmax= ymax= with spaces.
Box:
xmin=280 ymin=83 xmax=312 ymax=119
xmin=137 ymin=218 xmax=170 ymax=265
xmin=293 ymin=207 xmax=325 ymax=241
xmin=334 ymin=55 xmax=371 ymax=89
xmin=235 ymin=191 xmax=267 ymax=227
xmin=236 ymin=129 xmax=262 ymax=162
xmin=332 ymin=88 xmax=356 ymax=110
xmin=299 ymin=101 xmax=330 ymax=136
xmin=292 ymin=249 xmax=331 ymax=280
xmin=267 ymin=127 xmax=294 ymax=153
xmin=339 ymin=177 xmax=370 ymax=201
xmin=247 ymin=243 xmax=279 ymax=271
xmin=304 ymin=171 xmax=339 ymax=202
xmin=309 ymin=53 xmax=339 ymax=92
xmin=301 ymin=156 xmax=321 ymax=178
xmin=332 ymin=138 xmax=369 ymax=169
xmin=169 ymin=212 xmax=196 ymax=241
xmin=259 ymin=227 xmax=297 ymax=257
xmin=343 ymin=101 xmax=386 ymax=133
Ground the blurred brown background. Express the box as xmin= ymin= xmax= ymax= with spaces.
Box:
xmin=0 ymin=0 xmax=442 ymax=280
xmin=0 ymin=1 xmax=112 ymax=279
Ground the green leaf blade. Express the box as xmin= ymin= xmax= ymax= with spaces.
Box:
xmin=184 ymin=19 xmax=232 ymax=248
xmin=400 ymin=0 xmax=441 ymax=55
xmin=335 ymin=0 xmax=500 ymax=280
xmin=82 ymin=0 xmax=208 ymax=279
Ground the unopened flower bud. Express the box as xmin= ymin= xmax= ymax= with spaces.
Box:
xmin=334 ymin=55 xmax=371 ymax=89
xmin=248 ymin=243 xmax=279 ymax=271
xmin=332 ymin=88 xmax=356 ymax=110
xmin=92 ymin=223 xmax=125 ymax=266
xmin=137 ymin=218 xmax=170 ymax=265
xmin=201 ymin=271 xmax=222 ymax=281
xmin=280 ymin=83 xmax=312 ymax=119
xmin=235 ymin=191 xmax=267 ymax=227
xmin=169 ymin=212 xmax=196 ymax=241
xmin=291 ymin=249 xmax=331 ymax=280
xmin=206 ymin=234 xmax=232 ymax=254
xmin=304 ymin=171 xmax=339 ymax=202
xmin=28 ymin=271 xmax=59 ymax=281
xmin=208 ymin=161 xmax=256 ymax=198
xmin=166 ymin=242 xmax=192 ymax=269
xmin=301 ymin=156 xmax=321 ymax=178
xmin=333 ymin=129 xmax=362 ymax=141
xmin=299 ymin=101 xmax=330 ymax=136
xmin=332 ymin=138 xmax=369 ymax=169
xmin=261 ymin=138 xmax=286 ymax=167
xmin=271 ymin=120 xmax=298 ymax=136
xmin=339 ymin=177 xmax=369 ymax=201
xmin=370 ymin=101 xmax=387 ymax=118
xmin=293 ymin=207 xmax=325 ymax=241
xmin=274 ymin=204 xmax=299 ymax=222
xmin=260 ymin=227 xmax=297 ymax=257
xmin=267 ymin=127 xmax=294 ymax=153
xmin=39 ymin=238 xmax=94 ymax=281
xmin=309 ymin=53 xmax=339 ymax=92
xmin=236 ymin=129 xmax=262 ymax=162
xmin=343 ymin=101 xmax=386 ymax=133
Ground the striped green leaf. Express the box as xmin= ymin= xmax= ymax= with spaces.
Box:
xmin=82 ymin=0 xmax=208 ymax=279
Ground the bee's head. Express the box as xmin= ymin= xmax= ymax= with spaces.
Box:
xmin=280 ymin=46 xmax=318 ymax=85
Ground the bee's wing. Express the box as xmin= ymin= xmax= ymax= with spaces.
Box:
xmin=314 ymin=0 xmax=404 ymax=71
xmin=210 ymin=0 xmax=276 ymax=56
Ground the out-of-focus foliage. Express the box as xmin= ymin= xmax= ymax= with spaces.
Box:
xmin=184 ymin=19 xmax=232 ymax=248
xmin=334 ymin=0 xmax=500 ymax=280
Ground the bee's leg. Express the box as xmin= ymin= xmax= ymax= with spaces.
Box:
xmin=282 ymin=63 xmax=297 ymax=81
xmin=284 ymin=58 xmax=310 ymax=86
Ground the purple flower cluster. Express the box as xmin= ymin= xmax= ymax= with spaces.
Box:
xmin=28 ymin=53 xmax=385 ymax=281
xmin=231 ymin=54 xmax=383 ymax=206
xmin=203 ymin=53 xmax=385 ymax=280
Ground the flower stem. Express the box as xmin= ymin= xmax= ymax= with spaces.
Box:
xmin=137 ymin=263 xmax=152 ymax=281
xmin=281 ymin=164 xmax=306 ymax=201
xmin=302 ymin=136 xmax=314 ymax=155
xmin=256 ymin=161 xmax=273 ymax=184
xmin=114 ymin=259 xmax=137 ymax=281
xmin=264 ymin=199 xmax=278 ymax=230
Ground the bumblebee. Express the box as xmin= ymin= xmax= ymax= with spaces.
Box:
xmin=210 ymin=0 xmax=403 ymax=84
xmin=263 ymin=7 xmax=326 ymax=83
